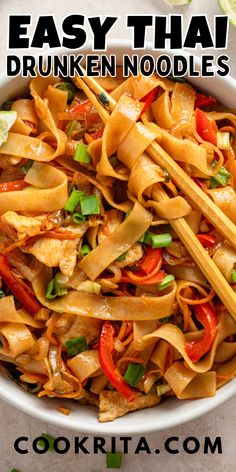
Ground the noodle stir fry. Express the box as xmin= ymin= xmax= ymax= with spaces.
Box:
xmin=0 ymin=72 xmax=236 ymax=422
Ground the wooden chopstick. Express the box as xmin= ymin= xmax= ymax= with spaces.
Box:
xmin=74 ymin=72 xmax=236 ymax=321
xmin=74 ymin=67 xmax=236 ymax=251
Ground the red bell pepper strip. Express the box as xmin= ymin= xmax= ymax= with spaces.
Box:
xmin=141 ymin=87 xmax=157 ymax=115
xmin=185 ymin=302 xmax=217 ymax=362
xmin=89 ymin=129 xmax=103 ymax=140
xmin=195 ymin=108 xmax=217 ymax=145
xmin=0 ymin=255 xmax=41 ymax=315
xmin=99 ymin=321 xmax=135 ymax=401
xmin=196 ymin=234 xmax=216 ymax=248
xmin=195 ymin=93 xmax=216 ymax=109
xmin=140 ymin=247 xmax=163 ymax=274
xmin=0 ymin=180 xmax=28 ymax=193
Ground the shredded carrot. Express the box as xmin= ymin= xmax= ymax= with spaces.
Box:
xmin=18 ymin=369 xmax=47 ymax=384
xmin=45 ymin=314 xmax=60 ymax=346
xmin=69 ymin=171 xmax=79 ymax=193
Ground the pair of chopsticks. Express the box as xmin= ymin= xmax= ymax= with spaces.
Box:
xmin=74 ymin=67 xmax=236 ymax=322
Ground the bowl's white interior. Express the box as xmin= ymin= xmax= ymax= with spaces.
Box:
xmin=0 ymin=40 xmax=236 ymax=434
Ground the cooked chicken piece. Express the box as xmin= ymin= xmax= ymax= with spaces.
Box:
xmin=1 ymin=211 xmax=49 ymax=239
xmin=99 ymin=390 xmax=161 ymax=422
xmin=97 ymin=209 xmax=123 ymax=243
xmin=29 ymin=223 xmax=88 ymax=277
xmin=115 ymin=243 xmax=143 ymax=268
xmin=54 ymin=314 xmax=102 ymax=345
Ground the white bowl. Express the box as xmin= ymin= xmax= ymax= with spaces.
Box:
xmin=1 ymin=40 xmax=236 ymax=434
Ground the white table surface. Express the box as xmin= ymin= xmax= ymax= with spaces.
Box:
xmin=0 ymin=1 xmax=236 ymax=471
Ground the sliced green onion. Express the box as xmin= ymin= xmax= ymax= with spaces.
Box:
xmin=157 ymin=274 xmax=175 ymax=291
xmin=65 ymin=336 xmax=89 ymax=356
xmin=109 ymin=155 xmax=119 ymax=168
xmin=219 ymin=166 xmax=231 ymax=178
xmin=80 ymin=244 xmax=91 ymax=257
xmin=231 ymin=270 xmax=236 ymax=283
xmin=106 ymin=452 xmax=122 ymax=469
xmin=55 ymin=272 xmax=68 ymax=286
xmin=116 ymin=252 xmax=127 ymax=262
xmin=80 ymin=194 xmax=100 ymax=215
xmin=144 ymin=231 xmax=172 ymax=248
xmin=66 ymin=120 xmax=78 ymax=137
xmin=56 ymin=82 xmax=76 ymax=102
xmin=210 ymin=174 xmax=228 ymax=188
xmin=77 ymin=280 xmax=101 ymax=294
xmin=45 ymin=278 xmax=68 ymax=300
xmin=72 ymin=212 xmax=86 ymax=224
xmin=74 ymin=143 xmax=91 ymax=164
xmin=45 ymin=279 xmax=57 ymax=300
xmin=156 ymin=384 xmax=171 ymax=396
xmin=21 ymin=159 xmax=33 ymax=174
xmin=37 ymin=433 xmax=55 ymax=452
xmin=217 ymin=131 xmax=230 ymax=150
xmin=124 ymin=362 xmax=145 ymax=387
xmin=64 ymin=189 xmax=84 ymax=213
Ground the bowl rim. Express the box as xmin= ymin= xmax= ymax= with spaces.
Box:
xmin=1 ymin=38 xmax=236 ymax=434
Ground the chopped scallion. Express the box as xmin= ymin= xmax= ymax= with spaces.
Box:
xmin=210 ymin=161 xmax=231 ymax=188
xmin=66 ymin=120 xmax=78 ymax=137
xmin=144 ymin=231 xmax=172 ymax=248
xmin=56 ymin=82 xmax=76 ymax=102
xmin=72 ymin=212 xmax=86 ymax=224
xmin=74 ymin=143 xmax=91 ymax=164
xmin=231 ymin=270 xmax=236 ymax=283
xmin=217 ymin=131 xmax=231 ymax=150
xmin=64 ymin=189 xmax=84 ymax=213
xmin=123 ymin=362 xmax=145 ymax=387
xmin=157 ymin=274 xmax=175 ymax=291
xmin=80 ymin=194 xmax=100 ymax=215
xmin=138 ymin=234 xmax=145 ymax=243
xmin=37 ymin=433 xmax=55 ymax=452
xmin=80 ymin=244 xmax=91 ymax=258
xmin=156 ymin=384 xmax=171 ymax=396
xmin=65 ymin=336 xmax=89 ymax=356
xmin=106 ymin=452 xmax=122 ymax=469
xmin=45 ymin=278 xmax=68 ymax=300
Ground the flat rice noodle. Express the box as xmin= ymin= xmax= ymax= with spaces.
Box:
xmin=154 ymin=126 xmax=214 ymax=176
xmin=11 ymin=99 xmax=38 ymax=136
xmin=0 ymin=162 xmax=68 ymax=214
xmin=79 ymin=201 xmax=152 ymax=280
xmin=67 ymin=350 xmax=100 ymax=382
xmin=0 ymin=77 xmax=67 ymax=162
xmin=146 ymin=195 xmax=192 ymax=219
xmin=152 ymin=92 xmax=175 ymax=129
xmin=164 ymin=361 xmax=216 ymax=399
xmin=208 ymin=186 xmax=236 ymax=224
xmin=96 ymin=93 xmax=144 ymax=179
xmin=111 ymin=75 xmax=174 ymax=101
xmin=212 ymin=242 xmax=236 ymax=283
xmin=168 ymin=265 xmax=207 ymax=287
xmin=0 ymin=322 xmax=35 ymax=358
xmin=184 ymin=210 xmax=201 ymax=233
xmin=216 ymin=355 xmax=236 ymax=388
xmin=33 ymin=266 xmax=177 ymax=321
xmin=152 ymin=83 xmax=196 ymax=131
xmin=135 ymin=311 xmax=236 ymax=373
xmin=117 ymin=122 xmax=161 ymax=169
xmin=171 ymin=83 xmax=196 ymax=123
xmin=128 ymin=152 xmax=164 ymax=204
xmin=43 ymin=85 xmax=68 ymax=113
xmin=214 ymin=342 xmax=236 ymax=363
xmin=0 ymin=296 xmax=42 ymax=328
xmin=207 ymin=111 xmax=236 ymax=128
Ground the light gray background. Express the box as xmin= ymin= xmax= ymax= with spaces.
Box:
xmin=0 ymin=1 xmax=236 ymax=471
